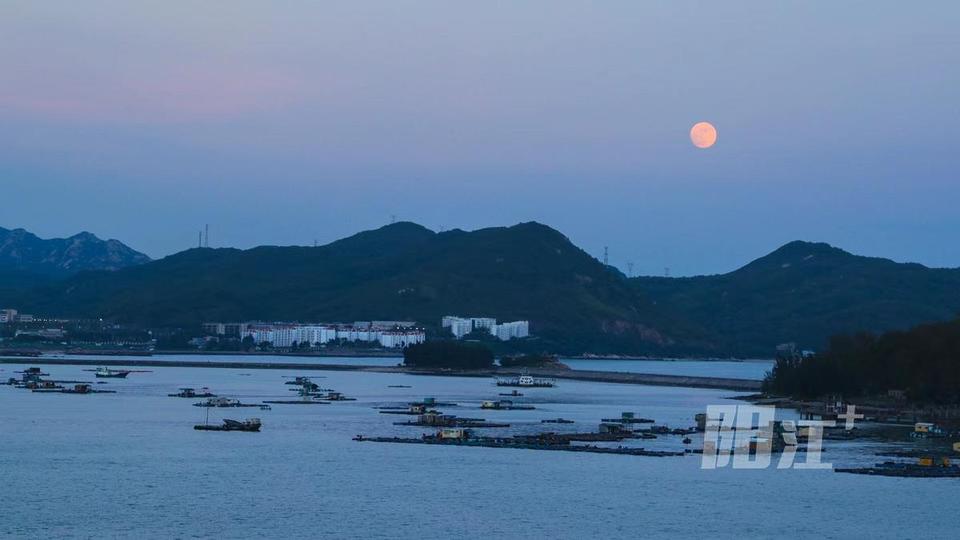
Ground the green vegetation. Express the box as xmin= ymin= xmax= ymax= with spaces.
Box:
xmin=403 ymin=340 xmax=494 ymax=369
xmin=763 ymin=318 xmax=960 ymax=403
xmin=4 ymin=223 xmax=960 ymax=356
xmin=632 ymin=241 xmax=960 ymax=356
xmin=499 ymin=353 xmax=565 ymax=369
xmin=1 ymin=222 xmax=708 ymax=355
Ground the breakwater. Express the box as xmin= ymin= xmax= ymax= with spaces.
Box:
xmin=0 ymin=357 xmax=761 ymax=391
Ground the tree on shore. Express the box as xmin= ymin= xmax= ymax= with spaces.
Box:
xmin=763 ymin=318 xmax=960 ymax=404
xmin=403 ymin=340 xmax=494 ymax=369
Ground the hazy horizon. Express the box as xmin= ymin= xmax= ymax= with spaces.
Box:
xmin=3 ymin=1 xmax=958 ymax=276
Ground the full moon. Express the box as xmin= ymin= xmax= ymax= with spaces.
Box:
xmin=690 ymin=121 xmax=718 ymax=149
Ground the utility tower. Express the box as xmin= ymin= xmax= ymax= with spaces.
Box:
xmin=603 ymin=246 xmax=609 ymax=266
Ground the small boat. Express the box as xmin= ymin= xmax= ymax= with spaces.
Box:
xmin=94 ymin=367 xmax=131 ymax=378
xmin=499 ymin=390 xmax=524 ymax=397
xmin=194 ymin=418 xmax=262 ymax=432
xmin=541 ymin=418 xmax=575 ymax=424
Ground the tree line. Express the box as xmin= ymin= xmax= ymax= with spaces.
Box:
xmin=763 ymin=318 xmax=960 ymax=404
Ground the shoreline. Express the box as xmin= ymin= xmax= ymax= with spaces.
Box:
xmin=0 ymin=357 xmax=761 ymax=391
xmin=0 ymin=349 xmax=773 ymax=362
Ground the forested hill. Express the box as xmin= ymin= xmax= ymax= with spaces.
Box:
xmin=4 ymin=222 xmax=960 ymax=356
xmin=3 ymin=222 xmax=714 ymax=355
xmin=631 ymin=241 xmax=960 ymax=355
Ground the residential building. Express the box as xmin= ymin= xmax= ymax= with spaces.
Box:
xmin=442 ymin=315 xmax=530 ymax=341
xmin=378 ymin=330 xmax=426 ymax=348
xmin=490 ymin=320 xmax=530 ymax=341
xmin=234 ymin=320 xmax=423 ymax=348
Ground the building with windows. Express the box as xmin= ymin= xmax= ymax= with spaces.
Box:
xmin=441 ymin=315 xmax=530 ymax=341
xmin=224 ymin=320 xmax=424 ymax=348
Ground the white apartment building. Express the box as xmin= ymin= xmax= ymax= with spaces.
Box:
xmin=378 ymin=330 xmax=426 ymax=348
xmin=236 ymin=321 xmax=423 ymax=348
xmin=470 ymin=317 xmax=497 ymax=331
xmin=442 ymin=315 xmax=530 ymax=341
xmin=490 ymin=320 xmax=530 ymax=341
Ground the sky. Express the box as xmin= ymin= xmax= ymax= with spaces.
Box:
xmin=1 ymin=1 xmax=958 ymax=276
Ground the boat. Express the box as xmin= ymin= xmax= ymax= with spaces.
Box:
xmin=499 ymin=390 xmax=524 ymax=397
xmin=168 ymin=387 xmax=217 ymax=398
xmin=481 ymin=400 xmax=535 ymax=410
xmin=193 ymin=397 xmax=267 ymax=408
xmin=94 ymin=367 xmax=131 ymax=378
xmin=541 ymin=418 xmax=575 ymax=424
xmin=194 ymin=418 xmax=262 ymax=432
xmin=495 ymin=373 xmax=555 ymax=388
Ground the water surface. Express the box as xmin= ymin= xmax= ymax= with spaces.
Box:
xmin=0 ymin=361 xmax=951 ymax=539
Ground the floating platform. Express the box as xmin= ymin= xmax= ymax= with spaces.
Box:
xmin=495 ymin=374 xmax=555 ymax=388
xmin=169 ymin=388 xmax=217 ymax=398
xmin=481 ymin=400 xmax=535 ymax=411
xmin=379 ymin=409 xmax=439 ymax=416
xmin=193 ymin=398 xmax=268 ymax=409
xmin=354 ymin=434 xmax=684 ymax=457
xmin=394 ymin=419 xmax=510 ymax=428
xmin=601 ymin=416 xmax=654 ymax=424
xmin=835 ymin=462 xmax=960 ymax=478
xmin=262 ymin=400 xmax=330 ymax=405
xmin=30 ymin=383 xmax=116 ymax=394
xmin=195 ymin=418 xmax=262 ymax=432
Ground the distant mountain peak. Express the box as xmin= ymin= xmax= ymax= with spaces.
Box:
xmin=773 ymin=240 xmax=844 ymax=254
xmin=743 ymin=240 xmax=854 ymax=271
xmin=0 ymin=227 xmax=150 ymax=276
xmin=68 ymin=231 xmax=99 ymax=241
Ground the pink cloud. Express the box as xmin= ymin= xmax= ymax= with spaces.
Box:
xmin=0 ymin=65 xmax=306 ymax=123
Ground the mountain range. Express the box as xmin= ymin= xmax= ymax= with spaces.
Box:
xmin=0 ymin=227 xmax=150 ymax=292
xmin=1 ymin=222 xmax=957 ymax=356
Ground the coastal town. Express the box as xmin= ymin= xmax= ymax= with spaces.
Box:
xmin=0 ymin=307 xmax=532 ymax=353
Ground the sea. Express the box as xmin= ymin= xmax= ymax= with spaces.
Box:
xmin=1 ymin=356 xmax=954 ymax=539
